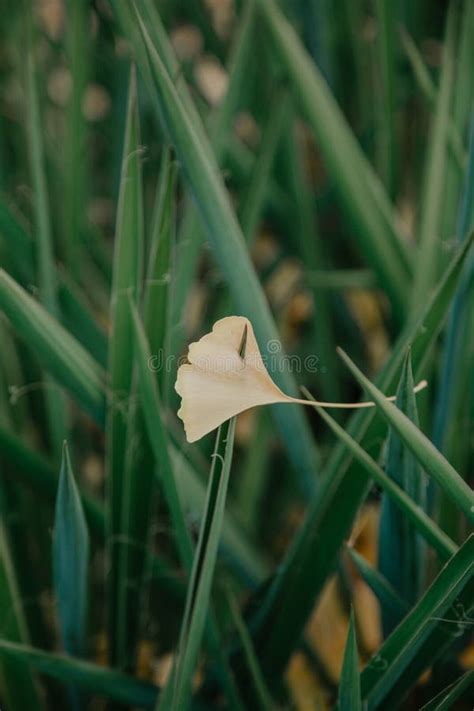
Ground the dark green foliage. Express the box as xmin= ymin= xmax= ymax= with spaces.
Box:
xmin=0 ymin=2 xmax=472 ymax=710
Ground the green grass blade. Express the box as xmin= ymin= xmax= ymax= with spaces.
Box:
xmin=166 ymin=419 xmax=237 ymax=711
xmin=112 ymin=0 xmax=206 ymax=138
xmin=434 ymin=124 xmax=474 ymax=455
xmin=0 ymin=640 xmax=158 ymax=708
xmin=132 ymin=338 xmax=267 ymax=584
xmin=0 ymin=501 xmax=45 ymax=710
xmin=116 ymin=397 xmax=156 ymax=669
xmin=57 ymin=274 xmax=108 ymax=369
xmin=235 ymin=411 xmax=272 ymax=536
xmin=257 ymin=0 xmax=412 ymax=321
xmin=225 ymin=587 xmax=274 ymax=710
xmin=0 ymin=312 xmax=47 ymax=672
xmin=53 ymin=443 xmax=89 ymax=656
xmin=117 ymin=408 xmax=156 ymax=670
xmin=340 ymin=0 xmax=369 ymax=133
xmin=400 ymin=28 xmax=466 ymax=174
xmin=281 ymin=111 xmax=340 ymax=401
xmin=0 ymin=318 xmax=31 ymax=431
xmin=305 ymin=269 xmax=377 ymax=290
xmin=144 ymin=148 xmax=176 ymax=372
xmin=411 ymin=6 xmax=457 ymax=307
xmin=210 ymin=0 xmax=258 ymax=150
xmin=105 ymin=66 xmax=145 ymax=667
xmin=373 ymin=0 xmax=398 ymax=197
xmin=0 ymin=269 xmax=105 ymax=423
xmin=0 ymin=474 xmax=50 ymax=652
xmin=168 ymin=0 xmax=259 ymax=376
xmin=252 ymin=233 xmax=473 ymax=682
xmin=440 ymin=1 xmax=474 ymax=245
xmin=378 ymin=352 xmax=427 ymax=633
xmin=0 ymin=398 xmax=264 ymax=593
xmin=24 ymin=12 xmax=58 ymax=327
xmin=0 ymin=197 xmax=108 ymax=368
xmin=127 ymin=1 xmax=259 ymax=366
xmin=400 ymin=27 xmax=436 ymax=102
xmin=133 ymin=306 xmax=253 ymax=702
xmin=239 ymin=92 xmax=289 ymax=242
xmin=360 ymin=535 xmax=474 ymax=709
xmin=63 ymin=0 xmax=88 ymax=277
xmin=0 ymin=200 xmax=107 ymax=367
xmin=170 ymin=445 xmax=268 ymax=586
xmin=347 ymin=548 xmax=409 ymax=628
xmin=420 ymin=669 xmax=474 ymax=711
xmin=24 ymin=7 xmax=66 ymax=457
xmin=433 ymin=123 xmax=474 ymax=539
xmin=206 ymin=92 xmax=291 ymax=329
xmin=115 ymin=351 xmax=157 ymax=665
xmin=2 ymin=7 xmax=473 ymax=711
xmin=0 ymin=425 xmax=188 ymax=601
xmin=312 ymin=405 xmax=456 ymax=561
xmin=133 ymin=7 xmax=321 ymax=497
xmin=0 ymin=425 xmax=103 ymax=534
xmin=337 ymin=348 xmax=474 ymax=522
xmin=337 ymin=609 xmax=361 ymax=711
xmin=0 ymin=200 xmax=33 ymax=284
xmin=130 ymin=301 xmax=193 ymax=569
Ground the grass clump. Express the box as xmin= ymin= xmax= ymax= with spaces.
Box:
xmin=0 ymin=2 xmax=472 ymax=710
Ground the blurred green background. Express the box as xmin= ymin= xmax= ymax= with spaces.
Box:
xmin=0 ymin=0 xmax=473 ymax=709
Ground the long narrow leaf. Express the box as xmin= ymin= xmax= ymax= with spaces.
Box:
xmin=420 ymin=670 xmax=474 ymax=711
xmin=0 ymin=505 xmax=44 ymax=710
xmin=347 ymin=548 xmax=409 ymax=629
xmin=169 ymin=0 xmax=259 ymax=363
xmin=411 ymin=6 xmax=457 ymax=306
xmin=132 ymin=309 xmax=249 ymax=705
xmin=337 ymin=610 xmax=361 ymax=711
xmin=144 ymin=148 xmax=177 ymax=395
xmin=53 ymin=442 xmax=89 ymax=656
xmin=313 ymin=405 xmax=456 ymax=561
xmin=0 ymin=270 xmax=105 ymax=422
xmin=63 ymin=0 xmax=88 ymax=276
xmin=434 ymin=124 xmax=474 ymax=456
xmin=0 ymin=425 xmax=188 ymax=601
xmin=282 ymin=111 xmax=340 ymax=401
xmin=0 ymin=201 xmax=34 ymax=283
xmin=24 ymin=6 xmax=66 ymax=456
xmin=400 ymin=28 xmax=466 ymax=174
xmin=167 ymin=418 xmax=237 ymax=711
xmin=252 ymin=233 xmax=473 ymax=682
xmin=105 ymin=66 xmax=145 ymax=666
xmin=360 ymin=535 xmax=474 ymax=709
xmin=0 ymin=640 xmax=158 ymax=708
xmin=171 ymin=445 xmax=267 ymax=586
xmin=225 ymin=587 xmax=273 ymax=710
xmin=133 ymin=6 xmax=321 ymax=496
xmin=378 ymin=352 xmax=427 ymax=633
xmin=0 ymin=199 xmax=108 ymax=367
xmin=258 ymin=0 xmax=412 ymax=321
xmin=131 ymin=301 xmax=193 ymax=569
xmin=337 ymin=348 xmax=474 ymax=522
xmin=57 ymin=274 xmax=108 ymax=369
xmin=239 ymin=92 xmax=289 ymax=242
xmin=374 ymin=0 xmax=398 ymax=197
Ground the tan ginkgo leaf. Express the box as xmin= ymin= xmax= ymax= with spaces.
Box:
xmin=175 ymin=316 xmax=427 ymax=443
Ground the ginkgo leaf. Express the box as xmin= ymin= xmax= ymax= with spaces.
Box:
xmin=175 ymin=316 xmax=427 ymax=442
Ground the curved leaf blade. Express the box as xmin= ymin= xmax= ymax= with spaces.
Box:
xmin=338 ymin=348 xmax=474 ymax=522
